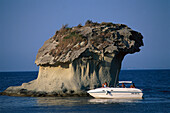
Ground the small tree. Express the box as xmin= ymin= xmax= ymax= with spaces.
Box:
xmin=77 ymin=24 xmax=82 ymax=28
xmin=61 ymin=24 xmax=69 ymax=29
xmin=85 ymin=20 xmax=93 ymax=25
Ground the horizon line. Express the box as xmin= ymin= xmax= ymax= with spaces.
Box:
xmin=0 ymin=68 xmax=170 ymax=72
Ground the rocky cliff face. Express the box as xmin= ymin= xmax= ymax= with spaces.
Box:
xmin=2 ymin=21 xmax=143 ymax=97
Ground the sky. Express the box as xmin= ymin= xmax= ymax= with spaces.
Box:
xmin=0 ymin=0 xmax=170 ymax=71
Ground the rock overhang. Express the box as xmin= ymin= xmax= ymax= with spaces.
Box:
xmin=35 ymin=21 xmax=143 ymax=66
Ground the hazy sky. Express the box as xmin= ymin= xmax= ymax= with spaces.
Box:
xmin=0 ymin=0 xmax=170 ymax=71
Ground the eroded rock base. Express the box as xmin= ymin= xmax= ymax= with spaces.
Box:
xmin=0 ymin=89 xmax=89 ymax=97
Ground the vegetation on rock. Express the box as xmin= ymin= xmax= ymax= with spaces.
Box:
xmin=35 ymin=20 xmax=143 ymax=66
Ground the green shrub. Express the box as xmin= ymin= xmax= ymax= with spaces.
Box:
xmin=64 ymin=31 xmax=80 ymax=40
xmin=77 ymin=24 xmax=82 ymax=28
xmin=85 ymin=20 xmax=93 ymax=25
xmin=101 ymin=22 xmax=115 ymax=26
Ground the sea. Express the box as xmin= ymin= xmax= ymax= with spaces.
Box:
xmin=0 ymin=70 xmax=170 ymax=113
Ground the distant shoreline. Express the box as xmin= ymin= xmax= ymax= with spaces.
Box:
xmin=0 ymin=69 xmax=170 ymax=73
xmin=0 ymin=71 xmax=38 ymax=73
xmin=121 ymin=69 xmax=170 ymax=71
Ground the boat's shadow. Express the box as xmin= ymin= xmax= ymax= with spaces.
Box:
xmin=88 ymin=98 xmax=143 ymax=104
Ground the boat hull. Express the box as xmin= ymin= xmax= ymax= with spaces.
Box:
xmin=87 ymin=88 xmax=143 ymax=99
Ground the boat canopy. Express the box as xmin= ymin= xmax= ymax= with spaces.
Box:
xmin=119 ymin=81 xmax=132 ymax=83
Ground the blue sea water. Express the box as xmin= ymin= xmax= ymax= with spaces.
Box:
xmin=0 ymin=70 xmax=170 ymax=113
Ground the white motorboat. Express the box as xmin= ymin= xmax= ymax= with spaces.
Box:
xmin=87 ymin=81 xmax=143 ymax=99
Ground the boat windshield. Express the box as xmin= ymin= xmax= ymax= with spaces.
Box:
xmin=119 ymin=81 xmax=132 ymax=83
xmin=116 ymin=81 xmax=135 ymax=88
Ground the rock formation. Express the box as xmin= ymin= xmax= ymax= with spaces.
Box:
xmin=1 ymin=20 xmax=143 ymax=97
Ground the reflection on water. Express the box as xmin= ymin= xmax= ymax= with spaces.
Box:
xmin=36 ymin=96 xmax=170 ymax=106
xmin=36 ymin=97 xmax=143 ymax=106
xmin=89 ymin=98 xmax=142 ymax=104
xmin=36 ymin=97 xmax=90 ymax=106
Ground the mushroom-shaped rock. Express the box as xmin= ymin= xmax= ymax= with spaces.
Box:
xmin=2 ymin=21 xmax=143 ymax=97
